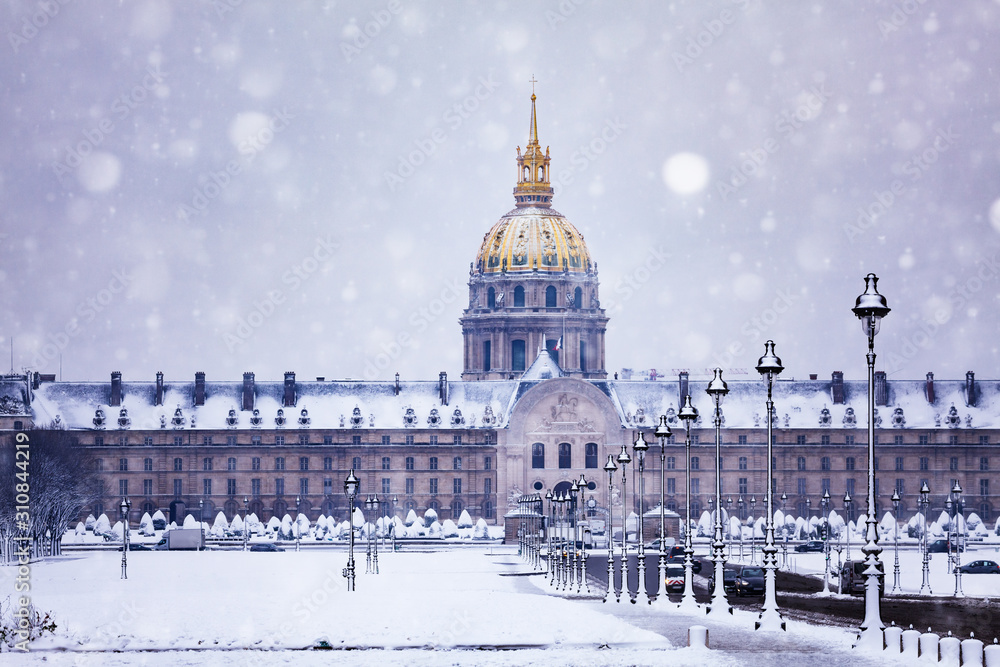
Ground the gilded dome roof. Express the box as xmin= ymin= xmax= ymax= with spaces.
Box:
xmin=476 ymin=207 xmax=592 ymax=274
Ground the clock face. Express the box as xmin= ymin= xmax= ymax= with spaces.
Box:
xmin=587 ymin=498 xmax=597 ymax=508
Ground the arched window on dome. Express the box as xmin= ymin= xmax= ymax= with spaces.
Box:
xmin=522 ymin=166 xmax=529 ymax=182
xmin=574 ymin=287 xmax=583 ymax=309
xmin=513 ymin=286 xmax=525 ymax=308
xmin=487 ymin=287 xmax=496 ymax=309
xmin=537 ymin=166 xmax=544 ymax=181
xmin=545 ymin=286 xmax=556 ymax=308
xmin=483 ymin=341 xmax=491 ymax=373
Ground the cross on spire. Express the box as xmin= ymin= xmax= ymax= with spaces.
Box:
xmin=529 ymin=74 xmax=537 ymax=95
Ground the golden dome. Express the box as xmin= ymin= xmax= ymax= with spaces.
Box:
xmin=476 ymin=209 xmax=592 ymax=274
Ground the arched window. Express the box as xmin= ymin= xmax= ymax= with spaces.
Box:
xmin=531 ymin=443 xmax=545 ymax=469
xmin=537 ymin=166 xmax=544 ymax=181
xmin=512 ymin=339 xmax=526 ymax=371
xmin=451 ymin=499 xmax=463 ymax=518
xmin=487 ymin=287 xmax=496 ymax=309
xmin=585 ymin=443 xmax=598 ymax=469
xmin=558 ymin=442 xmax=572 ymax=469
xmin=545 ymin=285 xmax=557 ymax=307
xmin=579 ymin=340 xmax=587 ymax=372
xmin=483 ymin=341 xmax=491 ymax=372
xmin=574 ymin=286 xmax=582 ymax=309
xmin=513 ymin=285 xmax=525 ymax=307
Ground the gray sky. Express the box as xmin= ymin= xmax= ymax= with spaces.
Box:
xmin=2 ymin=0 xmax=999 ymax=385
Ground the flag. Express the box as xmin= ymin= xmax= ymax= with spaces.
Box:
xmin=554 ymin=336 xmax=562 ymax=351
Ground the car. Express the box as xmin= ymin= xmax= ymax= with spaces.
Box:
xmin=127 ymin=543 xmax=153 ymax=551
xmin=794 ymin=541 xmax=825 ymax=553
xmin=249 ymin=543 xmax=285 ymax=552
xmin=839 ymin=560 xmax=885 ymax=595
xmin=644 ymin=538 xmax=676 ymax=552
xmin=958 ymin=560 xmax=1000 ymax=574
xmin=707 ymin=568 xmax=738 ymax=595
xmin=734 ymin=566 xmax=765 ymax=597
xmin=665 ymin=545 xmax=701 ymax=573
xmin=664 ymin=565 xmax=686 ymax=593
xmin=927 ymin=539 xmax=965 ymax=553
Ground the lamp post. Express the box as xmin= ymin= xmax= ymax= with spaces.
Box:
xmin=844 ymin=492 xmax=853 ymax=562
xmin=890 ymin=489 xmax=901 ymax=593
xmin=738 ymin=496 xmax=745 ymax=562
xmin=546 ymin=489 xmax=555 ymax=585
xmin=852 ymin=272 xmax=891 ymax=649
xmin=604 ymin=455 xmax=617 ymax=603
xmin=568 ymin=483 xmax=579 ymax=591
xmin=755 ymin=340 xmax=784 ymax=630
xmin=952 ymin=481 xmax=964 ymax=598
xmin=243 ymin=496 xmax=249 ymax=552
xmin=343 ymin=470 xmax=359 ymax=591
xmin=726 ymin=496 xmax=734 ymax=561
xmin=919 ymin=482 xmax=931 ymax=594
xmin=391 ymin=494 xmax=398 ymax=553
xmin=295 ymin=495 xmax=302 ymax=552
xmin=578 ymin=474 xmax=590 ymax=593
xmin=821 ymin=489 xmax=831 ymax=595
xmin=945 ymin=496 xmax=953 ymax=575
xmin=632 ymin=431 xmax=650 ymax=604
xmin=707 ymin=367 xmax=731 ymax=617
xmin=749 ymin=495 xmax=757 ymax=565
xmin=678 ymin=395 xmax=699 ymax=610
xmin=654 ymin=415 xmax=673 ymax=604
xmin=120 ymin=496 xmax=131 ymax=580
xmin=364 ymin=495 xmax=373 ymax=572
xmin=780 ymin=492 xmax=789 ymax=569
xmin=617 ymin=443 xmax=632 ymax=603
xmin=371 ymin=494 xmax=380 ymax=574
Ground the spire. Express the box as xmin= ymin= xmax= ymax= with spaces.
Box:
xmin=513 ymin=83 xmax=553 ymax=208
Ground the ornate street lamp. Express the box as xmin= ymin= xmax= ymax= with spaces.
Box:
xmin=952 ymin=481 xmax=964 ymax=598
xmin=678 ymin=395 xmax=699 ymax=611
xmin=738 ymin=496 xmax=745 ymax=561
xmin=852 ymin=272 xmax=891 ymax=649
xmin=749 ymin=495 xmax=757 ymax=565
xmin=726 ymin=496 xmax=734 ymax=561
xmin=120 ymin=496 xmax=131 ymax=580
xmin=604 ymin=455 xmax=617 ymax=603
xmin=364 ymin=495 xmax=373 ymax=572
xmin=654 ymin=415 xmax=673 ymax=603
xmin=780 ymin=492 xmax=789 ymax=569
xmin=545 ymin=489 xmax=555 ymax=585
xmin=371 ymin=494 xmax=380 ymax=574
xmin=755 ymin=340 xmax=785 ymax=630
xmin=632 ymin=431 xmax=650 ymax=604
xmin=617 ymin=443 xmax=632 ymax=603
xmin=919 ymin=482 xmax=931 ymax=594
xmin=844 ymin=492 xmax=853 ymax=563
xmin=243 ymin=496 xmax=249 ymax=552
xmin=295 ymin=495 xmax=302 ymax=553
xmin=578 ymin=473 xmax=590 ymax=593
xmin=569 ymin=483 xmax=579 ymax=591
xmin=707 ymin=367 xmax=731 ymax=617
xmin=391 ymin=494 xmax=398 ymax=553
xmin=821 ymin=489 xmax=831 ymax=595
xmin=945 ymin=496 xmax=953 ymax=575
xmin=890 ymin=489 xmax=901 ymax=593
xmin=343 ymin=469 xmax=359 ymax=591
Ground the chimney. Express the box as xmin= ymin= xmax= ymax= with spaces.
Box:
xmin=283 ymin=372 xmax=296 ymax=407
xmin=809 ymin=374 xmax=818 ymax=381
xmin=110 ymin=371 xmax=122 ymax=407
xmin=194 ymin=371 xmax=206 ymax=406
xmin=155 ymin=371 xmax=164 ymax=406
xmin=925 ymin=372 xmax=935 ymax=404
xmin=439 ymin=371 xmax=449 ymax=405
xmin=394 ymin=372 xmax=400 ymax=396
xmin=678 ymin=371 xmax=689 ymax=407
xmin=874 ymin=371 xmax=888 ymax=406
xmin=831 ymin=371 xmax=845 ymax=404
xmin=242 ymin=372 xmax=255 ymax=411
xmin=966 ymin=371 xmax=977 ymax=407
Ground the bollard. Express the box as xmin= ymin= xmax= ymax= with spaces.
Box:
xmin=688 ymin=625 xmax=709 ymax=649
xmin=939 ymin=632 xmax=961 ymax=667
xmin=919 ymin=629 xmax=940 ymax=662
xmin=902 ymin=626 xmax=921 ymax=659
xmin=884 ymin=624 xmax=903 ymax=654
xmin=985 ymin=638 xmax=1000 ymax=667
xmin=963 ymin=633 xmax=985 ymax=667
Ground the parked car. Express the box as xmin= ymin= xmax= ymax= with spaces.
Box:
xmin=958 ymin=560 xmax=1000 ymax=574
xmin=707 ymin=567 xmax=738 ymax=595
xmin=927 ymin=539 xmax=965 ymax=553
xmin=664 ymin=564 xmax=685 ymax=593
xmin=734 ymin=566 xmax=765 ymax=597
xmin=794 ymin=540 xmax=825 ymax=553
xmin=839 ymin=560 xmax=885 ymax=595
xmin=127 ymin=543 xmax=153 ymax=551
xmin=249 ymin=543 xmax=285 ymax=552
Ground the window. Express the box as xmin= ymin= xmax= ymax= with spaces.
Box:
xmin=324 ymin=478 xmax=332 ymax=494
xmin=513 ymin=285 xmax=525 ymax=307
xmin=919 ymin=435 xmax=929 ymax=445
xmin=429 ymin=457 xmax=438 ymax=470
xmin=300 ymin=478 xmax=308 ymax=495
xmin=173 ymin=436 xmax=183 ymax=446
xmin=144 ymin=457 xmax=153 ymax=472
xmin=382 ymin=478 xmax=391 ymax=494
xmin=484 ymin=478 xmax=492 ymax=494
xmin=794 ymin=478 xmax=806 ymax=495
xmin=173 ymin=457 xmax=183 ymax=471
xmin=251 ymin=479 xmax=261 ymax=497
xmin=202 ymin=436 xmax=213 ymax=446
xmin=691 ymin=457 xmax=700 ymax=470
xmin=981 ymin=457 xmax=990 ymax=471
xmin=532 ymin=443 xmax=545 ymax=469
xmin=797 ymin=457 xmax=806 ymax=471
xmin=579 ymin=340 xmax=587 ymax=372
xmin=94 ymin=436 xmax=105 ymax=447
xmin=874 ymin=457 xmax=880 ymax=471
xmin=119 ymin=458 xmax=128 ymax=472
xmin=846 ymin=435 xmax=855 ymax=446
xmin=95 ymin=458 xmax=104 ymax=472
xmin=144 ymin=437 xmax=154 ymax=446
xmin=846 ymin=457 xmax=855 ymax=471
xmin=796 ymin=435 xmax=806 ymax=446
xmin=405 ymin=478 xmax=414 ymax=494
xmin=453 ymin=435 xmax=462 ymax=446
xmin=666 ymin=455 xmax=676 ymax=470
xmin=405 ymin=456 xmax=415 ymax=470
xmin=822 ymin=478 xmax=831 ymax=494
xmin=692 ymin=435 xmax=699 ymax=444
xmin=252 ymin=457 xmax=261 ymax=471
xmin=895 ymin=479 xmax=904 ymax=495
xmin=227 ymin=479 xmax=236 ymax=495
xmin=874 ymin=435 xmax=880 ymax=446
xmin=275 ymin=435 xmax=285 ymax=446
xmin=846 ymin=478 xmax=855 ymax=496
xmin=981 ymin=479 xmax=990 ymax=497
xmin=143 ymin=479 xmax=153 ymax=495
xmin=772 ymin=457 xmax=777 ymax=470
xmin=381 ymin=435 xmax=391 ymax=446
xmin=981 ymin=435 xmax=991 ymax=445
xmin=558 ymin=443 xmax=571 ymax=469
xmin=949 ymin=435 xmax=959 ymax=445
xmin=691 ymin=478 xmax=700 ymax=495
xmin=719 ymin=457 xmax=723 ymax=470
xmin=203 ymin=479 xmax=211 ymax=495
xmin=352 ymin=435 xmax=362 ymax=446
xmin=738 ymin=477 xmax=748 ymax=494
xmin=895 ymin=457 xmax=903 ymax=471
xmin=487 ymin=287 xmax=496 ymax=308
xmin=298 ymin=457 xmax=309 ymax=471
xmin=227 ymin=435 xmax=237 ymax=446
xmin=406 ymin=435 xmax=415 ymax=446
xmin=738 ymin=456 xmax=748 ymax=470
xmin=738 ymin=435 xmax=747 ymax=445
xmin=203 ymin=457 xmax=213 ymax=471
xmin=950 ymin=457 xmax=959 ymax=471
xmin=173 ymin=479 xmax=182 ymax=497
xmin=821 ymin=457 xmax=830 ymax=471
xmin=453 ymin=456 xmax=462 ymax=470
xmin=667 ymin=478 xmax=676 ymax=494
xmin=453 ymin=478 xmax=462 ymax=494
xmin=484 ymin=456 xmax=492 ymax=470
xmin=251 ymin=435 xmax=261 ymax=446
xmin=323 ymin=457 xmax=332 ymax=471
xmin=228 ymin=457 xmax=237 ymax=471
xmin=323 ymin=435 xmax=334 ymax=446
xmin=299 ymin=434 xmax=309 ymax=446
xmin=275 ymin=478 xmax=284 ymax=496
xmin=429 ymin=478 xmax=438 ymax=495
xmin=894 ymin=435 xmax=904 ymax=446
xmin=821 ymin=435 xmax=830 ymax=446
xmin=275 ymin=457 xmax=285 ymax=471
xmin=512 ymin=339 xmax=526 ymax=371
xmin=920 ymin=457 xmax=929 ymax=471
xmin=483 ymin=341 xmax=491 ymax=372
xmin=545 ymin=285 xmax=557 ymax=307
